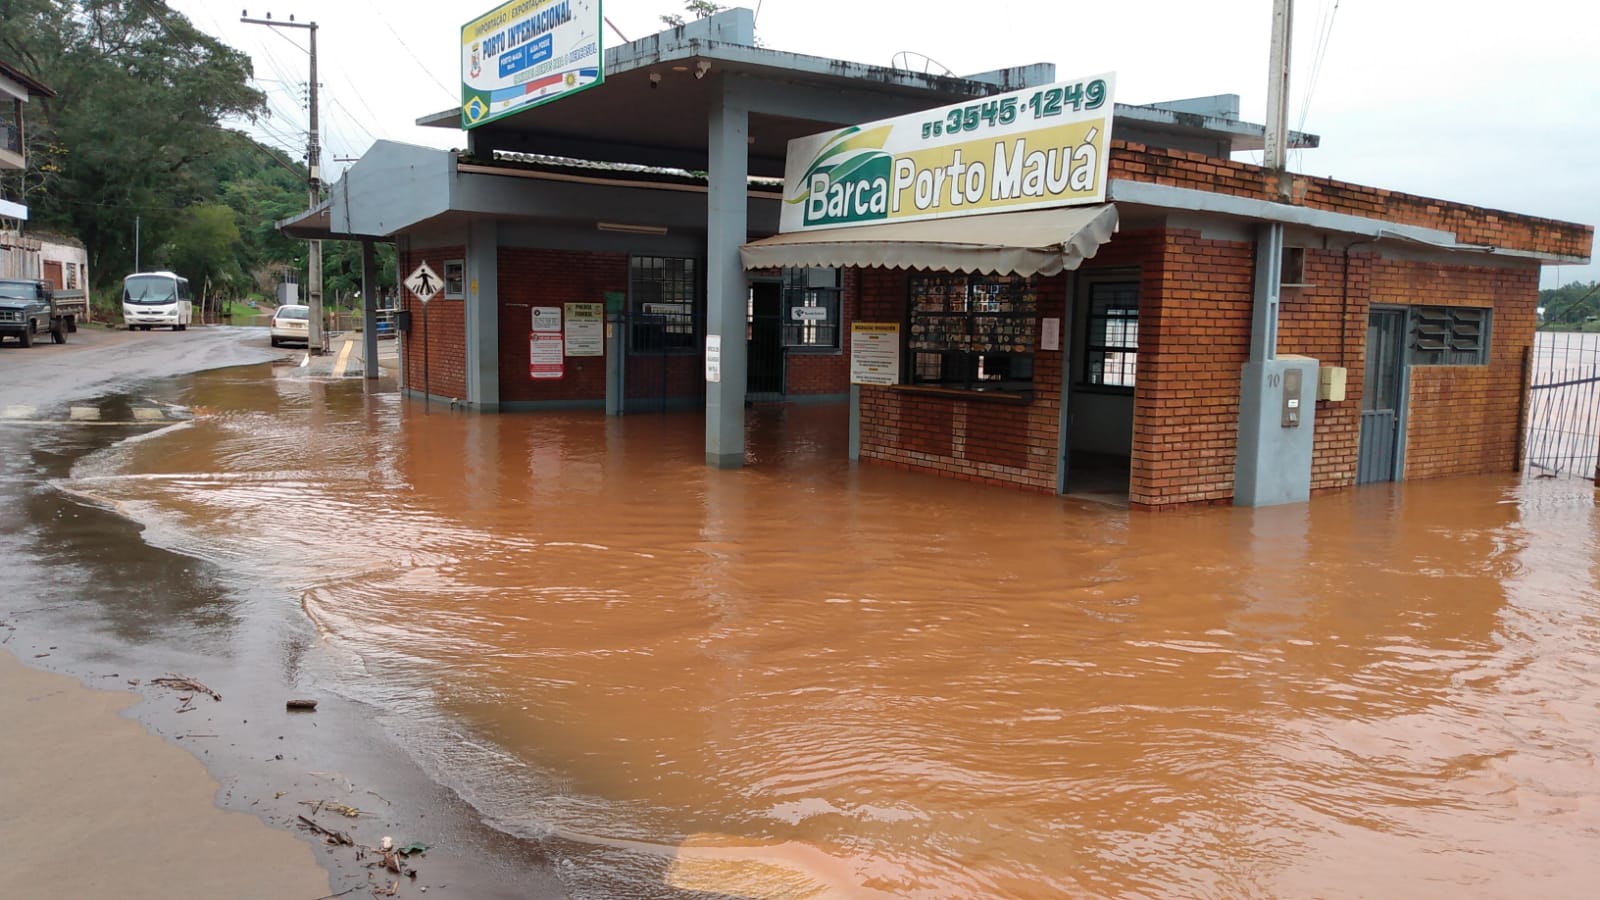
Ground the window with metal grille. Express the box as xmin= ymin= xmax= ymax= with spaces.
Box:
xmin=1408 ymin=306 xmax=1489 ymax=365
xmin=443 ymin=259 xmax=465 ymax=299
xmin=781 ymin=267 xmax=841 ymax=350
xmin=629 ymin=256 xmax=699 ymax=353
xmin=908 ymin=272 xmax=1037 ymax=393
xmin=1083 ymin=280 xmax=1139 ymax=388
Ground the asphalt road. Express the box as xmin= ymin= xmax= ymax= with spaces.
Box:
xmin=0 ymin=323 xmax=282 ymax=413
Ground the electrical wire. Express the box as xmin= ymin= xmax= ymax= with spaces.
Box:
xmin=358 ymin=0 xmax=457 ymax=103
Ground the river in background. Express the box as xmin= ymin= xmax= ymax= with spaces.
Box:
xmin=50 ymin=363 xmax=1600 ymax=898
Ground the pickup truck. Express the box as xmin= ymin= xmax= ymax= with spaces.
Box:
xmin=0 ymin=278 xmax=79 ymax=347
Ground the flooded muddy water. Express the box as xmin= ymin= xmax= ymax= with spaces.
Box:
xmin=59 ymin=365 xmax=1600 ymax=898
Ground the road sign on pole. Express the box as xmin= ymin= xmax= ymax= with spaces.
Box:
xmin=405 ymin=262 xmax=442 ymax=304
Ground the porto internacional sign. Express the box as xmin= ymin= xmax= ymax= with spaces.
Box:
xmin=461 ymin=0 xmax=604 ymax=128
xmin=779 ymin=73 xmax=1115 ymax=233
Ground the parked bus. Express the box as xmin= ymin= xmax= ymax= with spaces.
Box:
xmin=122 ymin=271 xmax=192 ymax=331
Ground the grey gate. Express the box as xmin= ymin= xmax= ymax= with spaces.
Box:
xmin=1525 ymin=330 xmax=1600 ymax=480
xmin=1358 ymin=308 xmax=1407 ymax=483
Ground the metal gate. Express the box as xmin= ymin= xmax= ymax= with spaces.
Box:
xmin=1358 ymin=308 xmax=1407 ymax=483
xmin=747 ymin=285 xmax=786 ymax=402
xmin=1525 ymin=330 xmax=1600 ymax=480
xmin=619 ymin=307 xmax=705 ymax=414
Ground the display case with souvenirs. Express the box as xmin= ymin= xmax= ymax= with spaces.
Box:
xmin=907 ymin=272 xmax=1038 ymax=393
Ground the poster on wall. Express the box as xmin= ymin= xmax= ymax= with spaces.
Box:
xmin=461 ymin=0 xmax=603 ymax=128
xmin=564 ymin=302 xmax=603 ymax=356
xmin=531 ymin=306 xmax=562 ymax=332
xmin=850 ymin=322 xmax=901 ymax=385
xmin=705 ymin=335 xmax=722 ymax=384
xmin=530 ymin=332 xmax=564 ymax=379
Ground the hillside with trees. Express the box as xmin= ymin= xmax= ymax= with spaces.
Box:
xmin=1540 ymin=281 xmax=1600 ymax=331
xmin=0 ymin=0 xmax=392 ymax=314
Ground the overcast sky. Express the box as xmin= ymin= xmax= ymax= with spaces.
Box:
xmin=172 ymin=0 xmax=1598 ymax=287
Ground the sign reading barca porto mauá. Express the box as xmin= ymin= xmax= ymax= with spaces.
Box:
xmin=779 ymin=73 xmax=1115 ymax=233
xmin=461 ymin=0 xmax=603 ymax=128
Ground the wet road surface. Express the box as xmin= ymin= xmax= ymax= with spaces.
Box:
xmin=6 ymin=326 xmax=1600 ymax=897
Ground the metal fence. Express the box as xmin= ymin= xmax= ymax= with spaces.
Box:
xmin=1525 ymin=330 xmax=1600 ymax=480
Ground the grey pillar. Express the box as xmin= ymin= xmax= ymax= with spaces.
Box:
xmin=466 ymin=219 xmax=501 ymax=411
xmin=1235 ymin=222 xmax=1316 ymax=506
xmin=360 ymin=240 xmax=378 ymax=379
xmin=705 ymin=80 xmax=749 ymax=468
xmin=1248 ymin=223 xmax=1283 ymax=365
xmin=848 ymin=384 xmax=861 ymax=460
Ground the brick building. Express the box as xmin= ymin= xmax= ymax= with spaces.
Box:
xmin=286 ymin=8 xmax=1591 ymax=510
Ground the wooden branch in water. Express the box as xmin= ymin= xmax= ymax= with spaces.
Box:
xmin=151 ymin=675 xmax=222 ymax=701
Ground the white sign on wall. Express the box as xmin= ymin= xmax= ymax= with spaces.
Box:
xmin=564 ymin=302 xmax=603 ymax=356
xmin=705 ymin=335 xmax=722 ymax=384
xmin=531 ymin=306 xmax=562 ymax=332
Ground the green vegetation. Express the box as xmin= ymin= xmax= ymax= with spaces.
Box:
xmin=1539 ymin=281 xmax=1600 ymax=331
xmin=660 ymin=1 xmax=727 ymax=27
xmin=0 ymin=1 xmax=394 ymax=319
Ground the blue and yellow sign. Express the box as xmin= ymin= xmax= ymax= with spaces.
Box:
xmin=461 ymin=0 xmax=604 ymax=128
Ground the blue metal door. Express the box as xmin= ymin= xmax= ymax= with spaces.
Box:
xmin=1358 ymin=309 xmax=1406 ymax=483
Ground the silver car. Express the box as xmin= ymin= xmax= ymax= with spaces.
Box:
xmin=269 ymin=305 xmax=310 ymax=347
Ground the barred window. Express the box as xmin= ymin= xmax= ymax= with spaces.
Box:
xmin=1084 ymin=281 xmax=1139 ymax=387
xmin=781 ymin=267 xmax=841 ymax=350
xmin=630 ymin=256 xmax=699 ymax=353
xmin=443 ymin=259 xmax=465 ymax=299
xmin=1409 ymin=306 xmax=1489 ymax=365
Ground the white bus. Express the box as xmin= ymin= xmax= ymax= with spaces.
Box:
xmin=122 ymin=271 xmax=193 ymax=331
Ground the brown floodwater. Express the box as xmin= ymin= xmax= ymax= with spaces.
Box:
xmin=64 ymin=364 xmax=1600 ymax=898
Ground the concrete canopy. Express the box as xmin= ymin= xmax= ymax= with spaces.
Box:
xmin=419 ymin=9 xmax=1314 ymax=178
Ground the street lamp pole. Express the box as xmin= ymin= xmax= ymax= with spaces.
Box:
xmin=242 ymin=11 xmax=324 ymax=353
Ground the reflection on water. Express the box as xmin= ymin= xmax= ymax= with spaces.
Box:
xmin=67 ymin=368 xmax=1600 ymax=898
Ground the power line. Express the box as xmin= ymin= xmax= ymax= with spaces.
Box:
xmin=359 ymin=0 xmax=457 ymax=103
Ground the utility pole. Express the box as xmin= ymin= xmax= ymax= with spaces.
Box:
xmin=1265 ymin=0 xmax=1294 ymax=201
xmin=242 ymin=11 xmax=324 ymax=352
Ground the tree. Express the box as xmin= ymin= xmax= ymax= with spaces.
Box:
xmin=1538 ymin=281 xmax=1600 ymax=329
xmin=660 ymin=1 xmax=726 ymax=27
xmin=0 ymin=1 xmax=267 ymax=286
xmin=161 ymin=203 xmax=241 ymax=288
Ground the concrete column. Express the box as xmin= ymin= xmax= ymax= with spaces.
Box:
xmin=360 ymin=240 xmax=378 ymax=379
xmin=705 ymin=80 xmax=749 ymax=468
xmin=1235 ymin=222 xmax=1316 ymax=506
xmin=1249 ymin=223 xmax=1283 ymax=365
xmin=466 ymin=219 xmax=501 ymax=411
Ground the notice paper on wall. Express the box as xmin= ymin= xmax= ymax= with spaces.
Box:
xmin=705 ymin=335 xmax=722 ymax=383
xmin=564 ymin=302 xmax=603 ymax=356
xmin=850 ymin=322 xmax=901 ymax=385
xmin=1041 ymin=317 xmax=1060 ymax=351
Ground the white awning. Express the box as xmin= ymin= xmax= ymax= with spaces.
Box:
xmin=739 ymin=204 xmax=1119 ymax=277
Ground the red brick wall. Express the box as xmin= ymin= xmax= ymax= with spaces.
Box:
xmin=496 ymin=248 xmax=626 ymax=405
xmin=1123 ymin=229 xmax=1255 ymax=510
xmin=399 ymin=247 xmax=466 ymax=400
xmin=855 ymin=268 xmax=1068 ymax=492
xmin=1383 ymin=261 xmax=1537 ymax=480
xmin=1110 ymin=141 xmax=1593 ymax=260
xmin=1277 ymin=248 xmax=1367 ymax=492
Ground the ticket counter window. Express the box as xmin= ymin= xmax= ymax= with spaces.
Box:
xmin=908 ymin=273 xmax=1037 ymax=394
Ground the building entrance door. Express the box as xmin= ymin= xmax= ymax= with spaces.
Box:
xmin=747 ymin=281 xmax=785 ymax=399
xmin=1358 ymin=308 xmax=1407 ymax=483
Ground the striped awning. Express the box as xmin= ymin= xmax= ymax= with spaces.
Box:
xmin=739 ymin=204 xmax=1118 ymax=277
